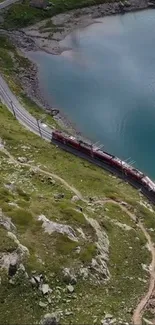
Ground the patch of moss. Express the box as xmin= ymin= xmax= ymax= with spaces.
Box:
xmin=80 ymin=243 xmax=97 ymax=264
xmin=0 ymin=227 xmax=17 ymax=252
xmin=7 ymin=208 xmax=33 ymax=228
xmin=16 ymin=187 xmax=30 ymax=201
xmin=59 ymin=204 xmax=87 ymax=225
xmin=55 ymin=234 xmax=79 ymax=254
xmin=0 ymin=187 xmax=14 ymax=204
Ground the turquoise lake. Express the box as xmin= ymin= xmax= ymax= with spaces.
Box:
xmin=29 ymin=9 xmax=155 ymax=178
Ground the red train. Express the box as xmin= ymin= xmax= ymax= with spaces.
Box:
xmin=52 ymin=130 xmax=155 ymax=194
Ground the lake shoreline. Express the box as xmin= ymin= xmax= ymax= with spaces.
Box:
xmin=6 ymin=0 xmax=153 ymax=133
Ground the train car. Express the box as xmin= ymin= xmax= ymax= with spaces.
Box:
xmin=142 ymin=176 xmax=155 ymax=192
xmin=52 ymin=130 xmax=80 ymax=150
xmin=52 ymin=129 xmax=155 ymax=195
xmin=123 ymin=166 xmax=144 ymax=182
xmin=53 ymin=130 xmax=93 ymax=156
xmin=93 ymin=149 xmax=115 ymax=165
xmin=78 ymin=140 xmax=93 ymax=156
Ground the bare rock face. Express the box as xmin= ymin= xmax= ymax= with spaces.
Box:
xmin=38 ymin=215 xmax=78 ymax=241
xmin=0 ymin=252 xmax=19 ymax=276
xmin=84 ymin=214 xmax=110 ymax=281
xmin=62 ymin=267 xmax=77 ymax=285
xmin=0 ymin=209 xmax=16 ymax=232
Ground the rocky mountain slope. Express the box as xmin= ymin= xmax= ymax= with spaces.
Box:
xmin=0 ymin=2 xmax=155 ymax=323
xmin=0 ymin=103 xmax=155 ymax=325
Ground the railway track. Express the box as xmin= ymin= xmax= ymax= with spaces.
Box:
xmin=0 ymin=74 xmax=155 ymax=205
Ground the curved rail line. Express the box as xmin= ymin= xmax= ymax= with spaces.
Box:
xmin=0 ymin=74 xmax=155 ymax=205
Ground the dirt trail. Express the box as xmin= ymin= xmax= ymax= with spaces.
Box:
xmin=1 ymin=147 xmax=155 ymax=324
xmin=0 ymin=146 xmax=83 ymax=199
xmin=29 ymin=165 xmax=84 ymax=200
xmin=104 ymin=200 xmax=155 ymax=325
xmin=132 ymin=221 xmax=155 ymax=325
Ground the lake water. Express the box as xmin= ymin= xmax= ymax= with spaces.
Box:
xmin=29 ymin=9 xmax=155 ymax=178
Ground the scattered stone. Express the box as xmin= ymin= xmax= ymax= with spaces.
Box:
xmin=65 ymin=311 xmax=73 ymax=316
xmin=62 ymin=268 xmax=77 ymax=285
xmin=75 ymin=246 xmax=81 ymax=253
xmin=148 ymin=2 xmax=155 ymax=7
xmin=91 ymin=258 xmax=98 ymax=268
xmin=39 ymin=301 xmax=48 ymax=308
xmin=119 ymin=1 xmax=124 ymax=9
xmin=41 ymin=312 xmax=61 ymax=325
xmin=47 ymin=297 xmax=52 ymax=304
xmin=17 ymin=156 xmax=27 ymax=163
xmin=40 ymin=283 xmax=52 ymax=295
xmin=80 ymin=267 xmax=89 ymax=279
xmin=105 ymin=314 xmax=113 ymax=319
xmin=71 ymin=195 xmax=79 ymax=202
xmin=47 ymin=177 xmax=56 ymax=185
xmin=124 ymin=0 xmax=131 ymax=7
xmin=9 ymin=278 xmax=15 ymax=284
xmin=30 ymin=277 xmax=37 ymax=286
xmin=76 ymin=205 xmax=83 ymax=212
xmin=120 ymin=201 xmax=128 ymax=207
xmin=54 ymin=193 xmax=64 ymax=200
xmin=34 ymin=274 xmax=43 ymax=284
xmin=67 ymin=284 xmax=74 ymax=293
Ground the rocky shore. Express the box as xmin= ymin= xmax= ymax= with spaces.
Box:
xmin=8 ymin=0 xmax=151 ymax=55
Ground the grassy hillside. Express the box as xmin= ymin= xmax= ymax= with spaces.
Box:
xmin=1 ymin=0 xmax=117 ymax=29
xmin=0 ymin=101 xmax=155 ymax=324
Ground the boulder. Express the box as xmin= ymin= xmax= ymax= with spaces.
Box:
xmin=39 ymin=301 xmax=48 ymax=308
xmin=41 ymin=313 xmax=61 ymax=325
xmin=76 ymin=206 xmax=83 ymax=212
xmin=148 ymin=2 xmax=155 ymax=7
xmin=67 ymin=284 xmax=74 ymax=293
xmin=62 ymin=268 xmax=77 ymax=285
xmin=71 ymin=195 xmax=79 ymax=202
xmin=17 ymin=156 xmax=27 ymax=163
xmin=40 ymin=283 xmax=52 ymax=295
xmin=30 ymin=0 xmax=49 ymax=9
xmin=54 ymin=193 xmax=64 ymax=200
xmin=124 ymin=0 xmax=131 ymax=7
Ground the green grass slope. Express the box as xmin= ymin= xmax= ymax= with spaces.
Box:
xmin=0 ymin=102 xmax=154 ymax=324
xmin=1 ymin=0 xmax=117 ymax=29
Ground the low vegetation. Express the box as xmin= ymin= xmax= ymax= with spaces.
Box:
xmin=1 ymin=0 xmax=118 ymax=29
